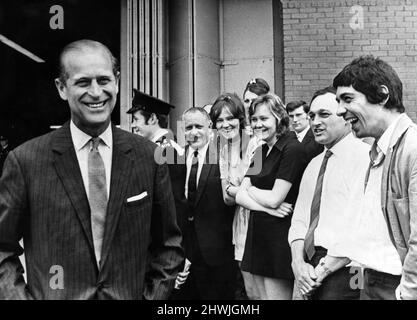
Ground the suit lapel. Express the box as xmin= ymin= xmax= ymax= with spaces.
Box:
xmin=381 ymin=114 xmax=412 ymax=225
xmin=52 ymin=123 xmax=95 ymax=253
xmin=100 ymin=126 xmax=133 ymax=267
xmin=302 ymin=128 xmax=313 ymax=144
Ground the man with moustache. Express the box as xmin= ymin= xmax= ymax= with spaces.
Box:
xmin=288 ymin=87 xmax=369 ymax=300
xmin=329 ymin=55 xmax=417 ymax=300
xmin=286 ymin=100 xmax=323 ymax=163
xmin=168 ymin=107 xmax=236 ymax=300
xmin=0 ymin=39 xmax=183 ymax=299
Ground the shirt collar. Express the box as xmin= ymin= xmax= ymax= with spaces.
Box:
xmin=273 ymin=131 xmax=296 ymax=151
xmin=70 ymin=120 xmax=112 ymax=151
xmin=188 ymin=142 xmax=209 ymax=160
xmin=326 ymin=132 xmax=355 ymax=157
xmin=297 ymin=126 xmax=310 ymax=141
xmin=377 ymin=114 xmax=403 ymax=155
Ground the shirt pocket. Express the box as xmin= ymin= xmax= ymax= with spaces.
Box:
xmin=391 ymin=196 xmax=409 ymax=216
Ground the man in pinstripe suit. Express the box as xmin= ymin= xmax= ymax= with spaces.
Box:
xmin=0 ymin=40 xmax=184 ymax=299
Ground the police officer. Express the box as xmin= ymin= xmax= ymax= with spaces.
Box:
xmin=127 ymin=89 xmax=176 ymax=147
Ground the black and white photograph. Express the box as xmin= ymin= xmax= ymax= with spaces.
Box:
xmin=1 ymin=0 xmax=417 ymax=306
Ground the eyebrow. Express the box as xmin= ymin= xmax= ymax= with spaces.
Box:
xmin=73 ymin=75 xmax=112 ymax=81
xmin=309 ymin=108 xmax=331 ymax=114
xmin=338 ymin=92 xmax=353 ymax=100
xmin=72 ymin=76 xmax=94 ymax=84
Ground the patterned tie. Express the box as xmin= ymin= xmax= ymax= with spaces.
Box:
xmin=187 ymin=150 xmax=199 ymax=221
xmin=88 ymin=137 xmax=108 ymax=267
xmin=364 ymin=141 xmax=385 ymax=191
xmin=304 ymin=149 xmax=333 ymax=261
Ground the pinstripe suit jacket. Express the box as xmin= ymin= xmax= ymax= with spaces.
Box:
xmin=0 ymin=123 xmax=184 ymax=300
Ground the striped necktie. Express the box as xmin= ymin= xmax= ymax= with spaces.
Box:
xmin=304 ymin=149 xmax=333 ymax=261
xmin=88 ymin=137 xmax=108 ymax=267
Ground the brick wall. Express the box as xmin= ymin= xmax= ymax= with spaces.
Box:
xmin=281 ymin=0 xmax=417 ymax=121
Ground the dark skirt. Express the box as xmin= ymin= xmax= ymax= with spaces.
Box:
xmin=241 ymin=211 xmax=294 ymax=279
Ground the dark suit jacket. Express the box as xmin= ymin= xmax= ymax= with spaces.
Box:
xmin=0 ymin=123 xmax=184 ymax=300
xmin=167 ymin=143 xmax=234 ymax=267
xmin=301 ymin=128 xmax=323 ymax=163
xmin=0 ymin=147 xmax=7 ymax=176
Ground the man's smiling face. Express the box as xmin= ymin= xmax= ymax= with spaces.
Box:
xmin=55 ymin=47 xmax=119 ymax=136
xmin=309 ymin=92 xmax=349 ymax=149
xmin=336 ymin=85 xmax=385 ymax=139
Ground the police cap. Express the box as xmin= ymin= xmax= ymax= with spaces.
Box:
xmin=127 ymin=89 xmax=175 ymax=115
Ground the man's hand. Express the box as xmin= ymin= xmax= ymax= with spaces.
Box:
xmin=174 ymin=270 xmax=190 ymax=289
xmin=292 ymin=259 xmax=321 ymax=296
xmin=314 ymin=258 xmax=332 ymax=284
xmin=174 ymin=259 xmax=191 ymax=290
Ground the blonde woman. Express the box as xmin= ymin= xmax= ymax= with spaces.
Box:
xmin=236 ymin=94 xmax=307 ymax=300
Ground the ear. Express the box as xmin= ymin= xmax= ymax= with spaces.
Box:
xmin=115 ymin=71 xmax=120 ymax=94
xmin=55 ymin=78 xmax=68 ymax=101
xmin=379 ymin=85 xmax=389 ymax=106
xmin=148 ymin=113 xmax=158 ymax=125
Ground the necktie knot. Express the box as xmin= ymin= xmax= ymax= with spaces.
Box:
xmin=324 ymin=149 xmax=333 ymax=159
xmin=192 ymin=150 xmax=199 ymax=165
xmin=369 ymin=142 xmax=385 ymax=168
xmin=90 ymin=137 xmax=101 ymax=151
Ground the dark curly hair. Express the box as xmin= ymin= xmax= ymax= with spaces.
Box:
xmin=333 ymin=55 xmax=404 ymax=113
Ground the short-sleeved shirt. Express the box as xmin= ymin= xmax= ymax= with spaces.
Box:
xmin=241 ymin=131 xmax=307 ymax=278
xmin=249 ymin=131 xmax=306 ymax=204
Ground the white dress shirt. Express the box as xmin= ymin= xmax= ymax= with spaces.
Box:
xmin=70 ymin=121 xmax=113 ymax=198
xmin=184 ymin=142 xmax=209 ymax=199
xmin=288 ymin=133 xmax=370 ymax=255
xmin=296 ymin=126 xmax=310 ymax=142
xmin=328 ymin=116 xmax=403 ymax=275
